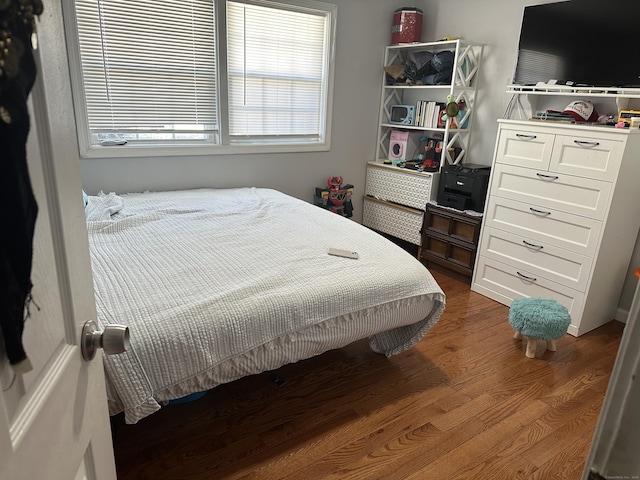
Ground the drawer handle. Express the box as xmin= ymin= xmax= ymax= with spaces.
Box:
xmin=529 ymin=207 xmax=551 ymax=216
xmin=574 ymin=140 xmax=600 ymax=147
xmin=517 ymin=271 xmax=537 ymax=282
xmin=523 ymin=240 xmax=543 ymax=250
xmin=536 ymin=173 xmax=559 ymax=180
xmin=516 ymin=133 xmax=537 ymax=140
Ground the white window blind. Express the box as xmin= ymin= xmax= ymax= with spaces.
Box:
xmin=74 ymin=0 xmax=218 ymax=145
xmin=227 ymin=1 xmax=330 ymax=144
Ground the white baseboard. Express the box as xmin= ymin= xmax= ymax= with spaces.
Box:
xmin=615 ymin=307 xmax=629 ymax=324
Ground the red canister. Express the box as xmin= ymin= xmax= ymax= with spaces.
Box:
xmin=391 ymin=7 xmax=423 ymax=44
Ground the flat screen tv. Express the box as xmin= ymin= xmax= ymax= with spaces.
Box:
xmin=513 ymin=0 xmax=640 ymax=88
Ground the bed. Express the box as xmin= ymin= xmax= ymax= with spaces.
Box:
xmin=85 ymin=187 xmax=445 ymax=424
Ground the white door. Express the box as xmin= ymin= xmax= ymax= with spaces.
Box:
xmin=582 ymin=274 xmax=640 ymax=479
xmin=0 ymin=3 xmax=117 ymax=479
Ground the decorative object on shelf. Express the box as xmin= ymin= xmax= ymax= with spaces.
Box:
xmin=509 ymin=297 xmax=571 ymax=359
xmin=389 ymin=104 xmax=415 ymax=125
xmin=440 ymin=94 xmax=459 ymax=126
xmin=314 ymin=176 xmax=354 ymax=218
xmin=388 ymin=129 xmax=421 ymax=165
xmin=391 ymin=7 xmax=423 ymax=45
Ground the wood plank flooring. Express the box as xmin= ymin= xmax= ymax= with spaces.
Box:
xmin=111 ymin=266 xmax=625 ymax=479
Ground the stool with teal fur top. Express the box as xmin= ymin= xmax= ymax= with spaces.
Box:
xmin=509 ymin=297 xmax=571 ymax=358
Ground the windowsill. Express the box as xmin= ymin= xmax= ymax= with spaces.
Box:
xmin=80 ymin=141 xmax=331 ymax=159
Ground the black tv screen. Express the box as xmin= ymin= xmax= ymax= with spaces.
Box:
xmin=513 ymin=0 xmax=640 ymax=88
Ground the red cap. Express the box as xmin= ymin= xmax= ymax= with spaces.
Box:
xmin=563 ymin=100 xmax=599 ymax=122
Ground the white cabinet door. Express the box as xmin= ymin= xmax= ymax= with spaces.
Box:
xmin=0 ymin=6 xmax=116 ymax=480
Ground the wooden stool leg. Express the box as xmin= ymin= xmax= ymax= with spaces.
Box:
xmin=526 ymin=337 xmax=537 ymax=358
xmin=546 ymin=339 xmax=557 ymax=352
xmin=513 ymin=331 xmax=523 ymax=340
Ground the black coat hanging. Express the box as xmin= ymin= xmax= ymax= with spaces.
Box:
xmin=0 ymin=0 xmax=44 ymax=374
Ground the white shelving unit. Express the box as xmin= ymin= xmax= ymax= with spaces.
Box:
xmin=375 ymin=39 xmax=483 ymax=166
xmin=362 ymin=39 xmax=483 ymax=246
xmin=505 ymin=85 xmax=640 ymax=121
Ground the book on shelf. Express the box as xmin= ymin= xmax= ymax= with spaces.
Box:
xmin=414 ymin=100 xmax=444 ymax=128
xmin=434 ymin=102 xmax=445 ymax=128
xmin=437 ymin=103 xmax=446 ymax=128
xmin=529 ymin=111 xmax=576 ymax=123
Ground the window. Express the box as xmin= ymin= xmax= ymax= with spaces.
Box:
xmin=67 ymin=0 xmax=336 ymax=157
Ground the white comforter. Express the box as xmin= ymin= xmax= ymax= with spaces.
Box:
xmin=86 ymin=188 xmax=445 ymax=423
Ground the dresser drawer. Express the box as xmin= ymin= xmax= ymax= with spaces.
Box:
xmin=479 ymin=226 xmax=592 ymax=291
xmin=483 ymin=196 xmax=602 ymax=257
xmin=363 ymin=197 xmax=423 ymax=245
xmin=490 ymin=163 xmax=611 ymax=220
xmin=495 ymin=127 xmax=555 ymax=170
xmin=472 ymin=256 xmax=584 ymax=332
xmin=550 ymin=134 xmax=623 ymax=181
xmin=365 ymin=164 xmax=437 ymax=210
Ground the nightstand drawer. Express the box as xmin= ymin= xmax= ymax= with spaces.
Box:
xmin=480 ymin=226 xmax=592 ymax=291
xmin=363 ymin=197 xmax=423 ymax=245
xmin=365 ymin=163 xmax=437 ymax=210
xmin=483 ymin=196 xmax=602 ymax=257
xmin=421 ymin=231 xmax=476 ymax=276
xmin=423 ymin=203 xmax=482 ymax=245
xmin=490 ymin=163 xmax=611 ymax=220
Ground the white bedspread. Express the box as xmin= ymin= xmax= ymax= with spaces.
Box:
xmin=86 ymin=188 xmax=445 ymax=423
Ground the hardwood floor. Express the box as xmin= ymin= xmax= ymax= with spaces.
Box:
xmin=111 ymin=266 xmax=625 ymax=479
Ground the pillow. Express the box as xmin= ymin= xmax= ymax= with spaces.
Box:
xmin=84 ymin=192 xmax=125 ymax=221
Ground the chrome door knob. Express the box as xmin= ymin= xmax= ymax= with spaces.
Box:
xmin=81 ymin=320 xmax=130 ymax=361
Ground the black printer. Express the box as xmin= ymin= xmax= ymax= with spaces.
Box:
xmin=437 ymin=163 xmax=491 ymax=212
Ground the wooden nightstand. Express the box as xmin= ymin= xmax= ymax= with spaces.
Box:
xmin=418 ymin=203 xmax=482 ymax=280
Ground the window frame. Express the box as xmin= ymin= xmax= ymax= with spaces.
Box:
xmin=62 ymin=0 xmax=337 ymax=159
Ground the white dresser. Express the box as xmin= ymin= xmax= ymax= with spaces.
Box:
xmin=472 ymin=120 xmax=640 ymax=336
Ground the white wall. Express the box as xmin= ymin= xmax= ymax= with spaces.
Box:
xmin=76 ymin=0 xmax=640 ymax=312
